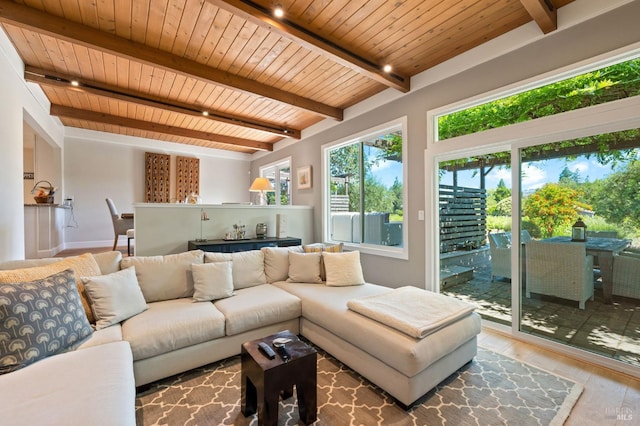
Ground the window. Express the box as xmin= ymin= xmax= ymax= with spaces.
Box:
xmin=260 ymin=158 xmax=291 ymax=205
xmin=323 ymin=120 xmax=406 ymax=258
xmin=436 ymin=56 xmax=640 ymax=141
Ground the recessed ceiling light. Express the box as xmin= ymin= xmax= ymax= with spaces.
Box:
xmin=202 ymin=111 xmax=209 ymax=116
xmin=383 ymin=64 xmax=392 ymax=73
xmin=70 ymin=80 xmax=79 ymax=86
xmin=274 ymin=6 xmax=284 ymax=18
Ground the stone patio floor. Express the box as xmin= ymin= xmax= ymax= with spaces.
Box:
xmin=441 ymin=262 xmax=640 ymax=367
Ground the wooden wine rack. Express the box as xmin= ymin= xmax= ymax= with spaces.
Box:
xmin=176 ymin=156 xmax=200 ymax=202
xmin=145 ymin=152 xmax=171 ymax=203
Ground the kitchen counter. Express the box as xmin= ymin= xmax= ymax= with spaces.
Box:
xmin=24 ymin=203 xmax=71 ymax=208
xmin=24 ymin=204 xmax=69 ymax=258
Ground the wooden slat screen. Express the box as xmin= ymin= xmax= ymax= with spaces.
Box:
xmin=145 ymin=152 xmax=170 ymax=203
xmin=176 ymin=156 xmax=200 ymax=202
xmin=439 ymin=184 xmax=487 ymax=253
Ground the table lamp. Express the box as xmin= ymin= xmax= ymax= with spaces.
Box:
xmin=249 ymin=177 xmax=275 ymax=205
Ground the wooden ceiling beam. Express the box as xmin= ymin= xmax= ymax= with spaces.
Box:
xmin=209 ymin=0 xmax=410 ymax=93
xmin=24 ymin=66 xmax=301 ymax=139
xmin=0 ymin=0 xmax=342 ymax=120
xmin=50 ymin=105 xmax=273 ymax=152
xmin=519 ymin=0 xmax=557 ymax=34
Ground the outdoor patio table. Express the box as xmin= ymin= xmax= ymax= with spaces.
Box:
xmin=542 ymin=236 xmax=631 ymax=304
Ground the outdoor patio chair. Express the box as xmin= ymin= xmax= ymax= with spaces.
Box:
xmin=525 ymin=240 xmax=594 ymax=309
xmin=488 ymin=230 xmax=532 ymax=281
xmin=612 ymin=250 xmax=640 ymax=299
xmin=489 ymin=232 xmax=511 ymax=281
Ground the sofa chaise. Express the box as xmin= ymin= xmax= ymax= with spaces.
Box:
xmin=0 ymin=246 xmax=481 ymax=424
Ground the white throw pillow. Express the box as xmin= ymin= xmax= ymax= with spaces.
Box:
xmin=82 ymin=267 xmax=148 ymax=330
xmin=204 ymin=250 xmax=266 ymax=289
xmin=262 ymin=246 xmax=304 ymax=283
xmin=322 ymin=251 xmax=365 ymax=287
xmin=287 ymin=251 xmax=322 ymax=283
xmin=191 ymin=261 xmax=234 ymax=301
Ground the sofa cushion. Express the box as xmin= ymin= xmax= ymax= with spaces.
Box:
xmin=204 ymin=250 xmax=266 ymax=289
xmin=0 ymin=258 xmax=59 ymax=270
xmin=91 ymin=251 xmax=123 ymax=275
xmin=192 ymin=261 xmax=234 ymax=301
xmin=322 ymin=251 xmax=365 ymax=286
xmin=78 ymin=324 xmax=123 ymax=349
xmin=121 ymin=250 xmax=204 ymax=303
xmin=82 ymin=267 xmax=148 ymax=330
xmin=0 ymin=253 xmax=102 ymax=323
xmin=262 ymin=246 xmax=304 ymax=283
xmin=287 ymin=251 xmax=322 ymax=283
xmin=0 ymin=341 xmax=135 ymax=426
xmin=214 ymin=284 xmax=301 ymax=336
xmin=121 ymin=298 xmax=226 ymax=360
xmin=0 ymin=269 xmax=93 ymax=374
xmin=303 ymin=242 xmax=344 ymax=280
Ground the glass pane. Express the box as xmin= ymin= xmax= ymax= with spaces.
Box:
xmin=438 ymin=151 xmax=513 ymax=326
xmin=280 ymin=166 xmax=290 ymax=205
xmin=362 ymin=131 xmax=403 ymax=247
xmin=329 ymin=144 xmax=361 ymax=243
xmin=519 ymin=130 xmax=640 ymax=367
xmin=327 ymin=126 xmax=403 ymax=248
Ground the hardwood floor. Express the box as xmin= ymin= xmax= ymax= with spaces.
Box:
xmin=55 ymin=246 xmax=129 ymax=257
xmin=480 ymin=327 xmax=640 ymax=425
xmin=53 ymin=247 xmax=639 ymax=423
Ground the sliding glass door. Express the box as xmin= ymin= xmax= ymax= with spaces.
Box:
xmin=437 ymin=132 xmax=640 ymax=368
xmin=438 ymin=150 xmax=514 ymax=326
xmin=518 ymin=131 xmax=640 ymax=366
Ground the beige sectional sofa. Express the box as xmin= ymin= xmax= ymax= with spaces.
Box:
xmin=0 ymin=246 xmax=480 ymax=424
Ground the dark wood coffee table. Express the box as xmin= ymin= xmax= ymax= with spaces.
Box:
xmin=241 ymin=330 xmax=317 ymax=426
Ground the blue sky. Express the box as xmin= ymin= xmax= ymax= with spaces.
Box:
xmin=371 ymin=159 xmax=402 ymax=187
xmin=441 ymin=155 xmax=618 ymax=192
xmin=371 ymin=153 xmax=633 ymax=191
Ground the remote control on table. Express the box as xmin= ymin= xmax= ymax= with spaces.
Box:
xmin=258 ymin=342 xmax=276 ymax=359
xmin=275 ymin=345 xmax=291 ymax=362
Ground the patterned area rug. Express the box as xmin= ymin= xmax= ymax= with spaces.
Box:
xmin=135 ymin=346 xmax=583 ymax=425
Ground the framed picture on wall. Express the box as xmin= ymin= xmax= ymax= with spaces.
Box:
xmin=297 ymin=166 xmax=312 ymax=189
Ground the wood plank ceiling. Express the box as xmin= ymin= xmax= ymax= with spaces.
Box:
xmin=0 ymin=0 xmax=573 ymax=154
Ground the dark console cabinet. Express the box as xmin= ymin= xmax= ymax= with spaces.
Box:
xmin=188 ymin=237 xmax=302 ymax=253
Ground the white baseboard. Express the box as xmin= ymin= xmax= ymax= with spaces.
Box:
xmin=62 ymin=240 xmax=114 ymax=250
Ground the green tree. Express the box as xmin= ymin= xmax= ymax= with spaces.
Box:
xmin=558 ymin=166 xmax=581 ymax=184
xmin=494 ymin=196 xmax=512 ymax=216
xmin=364 ymin=176 xmax=394 ymax=213
xmin=523 ymin=183 xmax=582 ymax=238
xmin=390 ymin=177 xmax=403 ymax=215
xmin=493 ymin=178 xmax=511 ymax=203
xmin=586 ymin=160 xmax=640 ymax=229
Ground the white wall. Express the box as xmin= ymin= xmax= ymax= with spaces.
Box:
xmin=0 ymin=29 xmax=64 ymax=261
xmin=63 ymin=135 xmax=251 ymax=249
xmin=199 ymin=155 xmax=252 ymax=204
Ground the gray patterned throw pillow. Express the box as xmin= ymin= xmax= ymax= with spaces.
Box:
xmin=0 ymin=268 xmax=93 ymax=374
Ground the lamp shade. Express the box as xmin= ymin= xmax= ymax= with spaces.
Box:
xmin=249 ymin=177 xmax=275 ymax=192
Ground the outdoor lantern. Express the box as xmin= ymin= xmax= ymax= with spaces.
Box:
xmin=571 ymin=218 xmax=587 ymax=242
